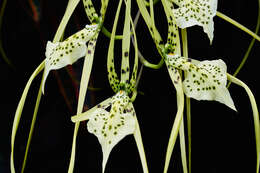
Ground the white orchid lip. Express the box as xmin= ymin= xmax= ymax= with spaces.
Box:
xmin=72 ymin=90 xmax=136 ymax=173
xmin=166 ymin=54 xmax=236 ymax=111
xmin=42 ymin=24 xmax=99 ymax=93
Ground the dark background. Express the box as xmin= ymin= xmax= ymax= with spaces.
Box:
xmin=1 ymin=0 xmax=260 ymax=172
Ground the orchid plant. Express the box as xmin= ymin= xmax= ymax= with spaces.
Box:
xmin=9 ymin=0 xmax=260 ymax=173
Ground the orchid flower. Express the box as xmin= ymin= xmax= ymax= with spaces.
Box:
xmin=166 ymin=54 xmax=236 ymax=111
xmin=70 ymin=1 xmax=148 ymax=172
xmin=171 ymin=0 xmax=218 ymax=43
xmin=43 ymin=24 xmax=99 ymax=93
xmin=71 ymin=90 xmax=136 ymax=172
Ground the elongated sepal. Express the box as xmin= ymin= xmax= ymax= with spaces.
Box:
xmin=82 ymin=0 xmax=98 ymax=22
xmin=166 ymin=54 xmax=236 ymax=111
xmin=173 ymin=0 xmax=218 ymax=43
xmin=42 ymin=24 xmax=98 ymax=93
xmin=86 ymin=91 xmax=136 ymax=173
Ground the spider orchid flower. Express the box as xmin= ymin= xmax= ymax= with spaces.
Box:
xmin=172 ymin=0 xmax=218 ymax=43
xmin=166 ymin=54 xmax=236 ymax=111
xmin=42 ymin=24 xmax=99 ymax=93
xmin=71 ymin=90 xmax=136 ymax=173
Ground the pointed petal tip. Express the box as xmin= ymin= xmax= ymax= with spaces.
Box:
xmin=229 ymin=102 xmax=237 ymax=112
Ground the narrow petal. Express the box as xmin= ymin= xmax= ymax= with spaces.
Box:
xmin=42 ymin=24 xmax=98 ymax=93
xmin=87 ymin=91 xmax=136 ymax=172
xmin=166 ymin=54 xmax=236 ymax=111
xmin=173 ymin=0 xmax=218 ymax=43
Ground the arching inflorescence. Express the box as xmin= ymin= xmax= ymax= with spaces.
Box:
xmin=10 ymin=0 xmax=260 ymax=173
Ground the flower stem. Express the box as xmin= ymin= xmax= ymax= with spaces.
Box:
xmin=181 ymin=28 xmax=191 ymax=173
xmin=227 ymin=0 xmax=260 ymax=88
xmin=101 ymin=26 xmax=124 ymax=39
xmin=216 ymin=11 xmax=260 ymax=42
xmin=131 ymin=10 xmax=164 ymax=69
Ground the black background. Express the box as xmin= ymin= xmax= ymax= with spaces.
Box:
xmin=0 ymin=0 xmax=260 ymax=172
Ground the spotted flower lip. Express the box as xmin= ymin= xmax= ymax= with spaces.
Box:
xmin=172 ymin=0 xmax=218 ymax=43
xmin=42 ymin=24 xmax=98 ymax=93
xmin=166 ymin=54 xmax=236 ymax=111
xmin=72 ymin=90 xmax=136 ymax=173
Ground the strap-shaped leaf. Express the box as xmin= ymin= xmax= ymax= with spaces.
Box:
xmin=107 ymin=0 xmax=122 ymax=92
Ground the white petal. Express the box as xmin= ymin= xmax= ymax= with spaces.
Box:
xmin=173 ymin=0 xmax=218 ymax=43
xmin=87 ymin=91 xmax=136 ymax=172
xmin=166 ymin=55 xmax=236 ymax=111
xmin=183 ymin=59 xmax=236 ymax=110
xmin=42 ymin=25 xmax=98 ymax=93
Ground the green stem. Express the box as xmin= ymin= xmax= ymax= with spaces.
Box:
xmin=144 ymin=0 xmax=160 ymax=6
xmin=181 ymin=28 xmax=191 ymax=173
xmin=216 ymin=11 xmax=260 ymax=42
xmin=186 ymin=93 xmax=191 ymax=173
xmin=101 ymin=26 xmax=124 ymax=40
xmin=131 ymin=10 xmax=164 ymax=69
xmin=130 ymin=64 xmax=144 ymax=102
xmin=227 ymin=0 xmax=260 ymax=88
